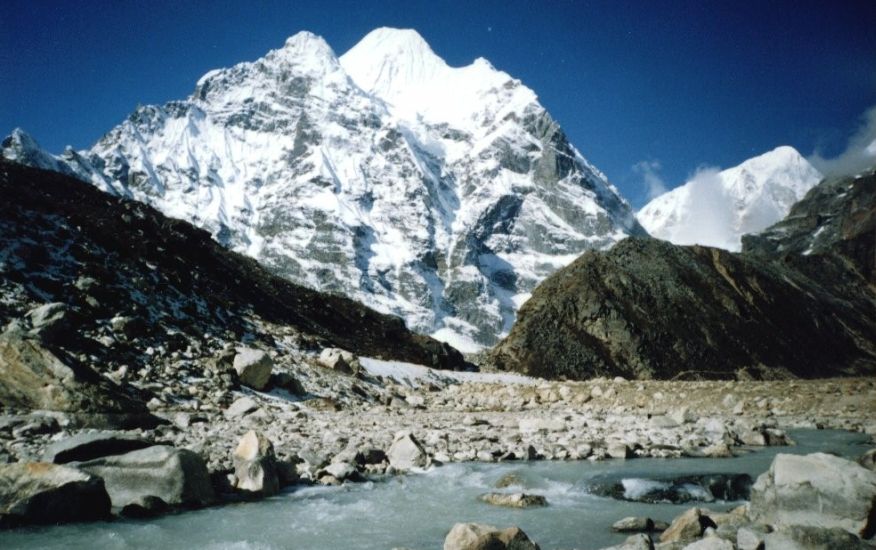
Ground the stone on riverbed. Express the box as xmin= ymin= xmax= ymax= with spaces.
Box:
xmin=612 ymin=516 xmax=655 ymax=532
xmin=443 ymin=522 xmax=540 ymax=550
xmin=232 ymin=430 xmax=280 ymax=497
xmin=0 ymin=462 xmax=111 ymax=527
xmin=748 ymin=452 xmax=876 ymax=538
xmin=479 ymin=492 xmax=547 ymax=508
xmin=387 ymin=432 xmax=428 ymax=471
xmin=660 ymin=508 xmax=717 ymax=543
xmin=77 ymin=445 xmax=215 ymax=511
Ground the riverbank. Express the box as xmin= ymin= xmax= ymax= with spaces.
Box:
xmin=3 ymin=361 xmax=874 ymax=519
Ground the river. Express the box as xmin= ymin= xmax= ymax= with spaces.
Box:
xmin=3 ymin=429 xmax=869 ymax=549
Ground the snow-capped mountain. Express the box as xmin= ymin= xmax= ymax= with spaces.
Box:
xmin=637 ymin=146 xmax=822 ymax=252
xmin=2 ymin=28 xmax=645 ymax=350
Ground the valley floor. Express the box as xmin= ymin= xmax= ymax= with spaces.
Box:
xmin=6 ymin=361 xmax=874 ymax=476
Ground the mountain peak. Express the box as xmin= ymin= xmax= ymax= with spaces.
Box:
xmin=269 ymin=30 xmax=339 ymax=71
xmin=340 ymin=27 xmax=448 ymax=100
xmin=282 ymin=30 xmax=335 ymax=56
xmin=638 ymin=146 xmax=823 ymax=251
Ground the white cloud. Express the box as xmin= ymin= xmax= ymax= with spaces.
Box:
xmin=633 ymin=159 xmax=668 ymax=200
xmin=669 ymin=166 xmax=739 ymax=251
xmin=809 ymin=105 xmax=876 ymax=178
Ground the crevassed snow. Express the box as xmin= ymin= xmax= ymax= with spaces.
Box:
xmin=637 ymin=146 xmax=822 ymax=252
xmin=359 ymin=357 xmax=537 ymax=387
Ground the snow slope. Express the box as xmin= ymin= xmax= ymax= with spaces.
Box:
xmin=637 ymin=146 xmax=823 ymax=251
xmin=3 ymin=28 xmax=645 ymax=348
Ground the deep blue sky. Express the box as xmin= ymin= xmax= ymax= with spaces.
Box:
xmin=2 ymin=0 xmax=874 ymax=206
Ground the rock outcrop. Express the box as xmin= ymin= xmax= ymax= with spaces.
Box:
xmin=490 ymin=237 xmax=876 ymax=380
xmin=743 ymin=169 xmax=876 ymax=285
xmin=490 ymin=170 xmax=876 ymax=380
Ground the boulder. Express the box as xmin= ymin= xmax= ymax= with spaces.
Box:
xmin=660 ymin=508 xmax=717 ymax=543
xmin=603 ymin=534 xmax=654 ymax=550
xmin=42 ymin=431 xmax=152 ymax=464
xmin=232 ymin=430 xmax=280 ymax=497
xmin=77 ymin=445 xmax=215 ymax=510
xmin=318 ymin=348 xmax=357 ymax=374
xmin=232 ymin=348 xmax=273 ymax=390
xmin=479 ymin=492 xmax=547 ymax=508
xmin=443 ymin=522 xmax=540 ymax=550
xmin=736 ymin=525 xmax=771 ymax=550
xmin=613 ymin=516 xmax=656 ymax=532
xmin=763 ymin=524 xmax=871 ymax=549
xmin=0 ymin=462 xmax=111 ymax=527
xmin=748 ymin=452 xmax=876 ymax=538
xmin=387 ymin=432 xmax=428 ymax=471
xmin=680 ymin=536 xmax=734 ymax=550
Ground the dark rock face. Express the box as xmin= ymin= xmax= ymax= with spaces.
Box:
xmin=490 ymin=171 xmax=876 ymax=380
xmin=0 ymin=158 xmax=467 ymax=381
xmin=743 ymin=170 xmax=876 ymax=285
xmin=490 ymin=238 xmax=876 ymax=380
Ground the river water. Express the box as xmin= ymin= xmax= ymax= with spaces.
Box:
xmin=3 ymin=429 xmax=869 ymax=550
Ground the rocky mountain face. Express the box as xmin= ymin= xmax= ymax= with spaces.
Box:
xmin=2 ymin=28 xmax=644 ymax=350
xmin=743 ymin=169 xmax=876 ymax=285
xmin=489 ymin=170 xmax=876 ymax=380
xmin=637 ymin=146 xmax=822 ymax=252
xmin=0 ymin=158 xmax=465 ymax=425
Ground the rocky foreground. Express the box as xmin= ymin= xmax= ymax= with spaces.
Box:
xmin=2 ymin=341 xmax=875 ymax=542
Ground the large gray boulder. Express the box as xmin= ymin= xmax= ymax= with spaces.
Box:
xmin=387 ymin=432 xmax=428 ymax=471
xmin=77 ymin=445 xmax=215 ymax=511
xmin=0 ymin=462 xmax=111 ymax=527
xmin=232 ymin=430 xmax=279 ymax=497
xmin=749 ymin=452 xmax=876 ymax=538
xmin=763 ymin=524 xmax=872 ymax=549
xmin=232 ymin=348 xmax=273 ymax=390
xmin=443 ymin=522 xmax=540 ymax=550
xmin=42 ymin=431 xmax=152 ymax=464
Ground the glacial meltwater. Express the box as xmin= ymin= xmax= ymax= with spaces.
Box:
xmin=3 ymin=429 xmax=869 ymax=550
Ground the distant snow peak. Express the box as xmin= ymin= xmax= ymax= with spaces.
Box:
xmin=637 ymin=146 xmax=823 ymax=252
xmin=2 ymin=27 xmax=645 ymax=349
